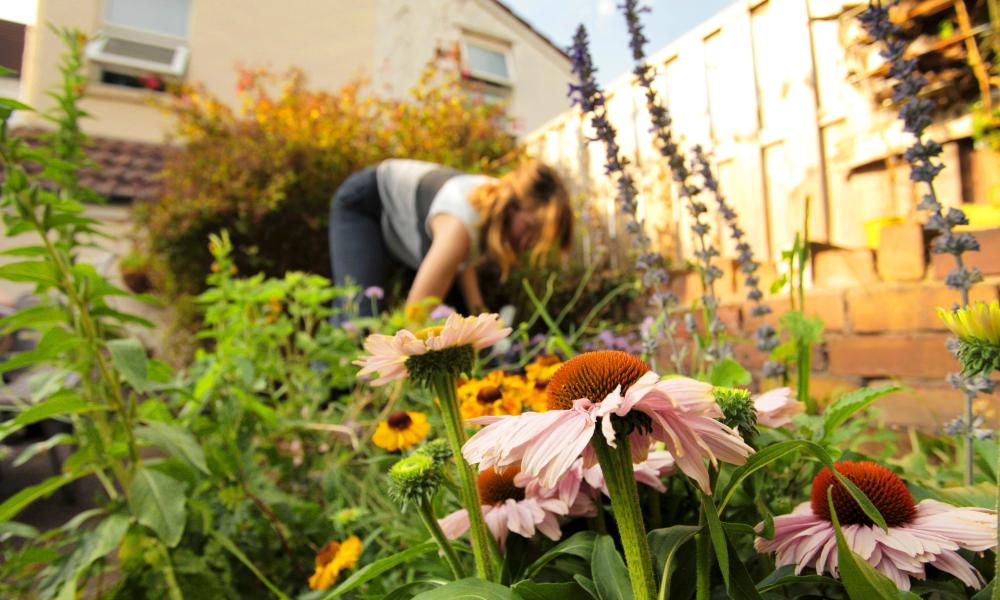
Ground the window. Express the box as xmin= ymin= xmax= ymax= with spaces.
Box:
xmin=86 ymin=0 xmax=191 ymax=85
xmin=462 ymin=34 xmax=513 ymax=87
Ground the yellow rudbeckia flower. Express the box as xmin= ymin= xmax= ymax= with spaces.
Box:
xmin=372 ymin=411 xmax=431 ymax=452
xmin=937 ymin=300 xmax=1000 ymax=345
xmin=308 ymin=535 xmax=363 ymax=590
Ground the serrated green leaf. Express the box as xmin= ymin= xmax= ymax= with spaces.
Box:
xmin=820 ymin=384 xmax=901 ymax=442
xmin=0 ymin=470 xmax=91 ymax=521
xmin=107 ymin=338 xmax=148 ymax=391
xmin=707 ymin=357 xmax=751 ymax=387
xmin=0 ymin=303 xmax=67 ymax=333
xmin=0 ymin=393 xmax=103 ymax=443
xmin=137 ymin=420 xmax=209 ymax=474
xmin=128 ymin=468 xmax=186 ymax=547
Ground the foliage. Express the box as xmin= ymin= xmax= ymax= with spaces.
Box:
xmin=141 ymin=50 xmax=522 ymax=299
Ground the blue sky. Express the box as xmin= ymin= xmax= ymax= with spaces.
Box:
xmin=503 ymin=0 xmax=737 ymax=85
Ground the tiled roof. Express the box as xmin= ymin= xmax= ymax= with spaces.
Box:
xmin=10 ymin=126 xmax=170 ymax=201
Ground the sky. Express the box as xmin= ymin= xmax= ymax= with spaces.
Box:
xmin=503 ymin=0 xmax=737 ymax=85
xmin=0 ymin=0 xmax=737 ymax=86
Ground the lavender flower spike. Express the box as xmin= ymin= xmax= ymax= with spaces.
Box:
xmin=568 ymin=23 xmax=685 ymax=371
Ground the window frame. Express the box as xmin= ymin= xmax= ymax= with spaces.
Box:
xmin=86 ymin=0 xmax=191 ymax=81
xmin=461 ymin=32 xmax=514 ymax=88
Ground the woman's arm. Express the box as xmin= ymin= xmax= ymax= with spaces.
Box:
xmin=407 ymin=214 xmax=470 ymax=307
xmin=458 ymin=266 xmax=487 ymax=314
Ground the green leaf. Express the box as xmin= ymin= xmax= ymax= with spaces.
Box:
xmin=137 ymin=421 xmax=209 ymax=474
xmin=107 ymin=338 xmax=148 ymax=391
xmin=909 ymin=482 xmax=996 ymax=509
xmin=970 ymin=579 xmax=994 ymax=600
xmin=0 ymin=470 xmax=91 ymax=521
xmin=382 ymin=580 xmax=449 ymax=600
xmin=0 ymin=520 xmax=40 ymax=540
xmin=209 ymin=528 xmax=290 ymax=600
xmin=0 ymin=304 xmax=66 ymax=333
xmin=573 ymin=575 xmax=599 ymax=599
xmin=591 ymin=534 xmax=632 ymax=600
xmin=54 ymin=513 xmax=131 ymax=600
xmin=698 ymin=492 xmax=730 ymax=590
xmin=128 ymin=468 xmax=186 ymax=547
xmin=647 ymin=525 xmax=698 ymax=600
xmin=13 ymin=432 xmax=72 ymax=467
xmin=523 ymin=530 xmax=596 ymax=578
xmin=820 ymin=384 xmax=901 ymax=441
xmin=411 ymin=578 xmax=518 ymax=600
xmin=828 ymin=490 xmax=920 ymax=599
xmin=323 ymin=541 xmax=436 ymax=598
xmin=756 ymin=565 xmax=841 ymax=593
xmin=0 ymin=261 xmax=59 ymax=286
xmin=716 ymin=440 xmax=813 ymax=511
xmin=511 ymin=581 xmax=584 ymax=600
xmin=707 ymin=357 xmax=751 ymax=388
xmin=0 ymin=393 xmax=104 ymax=443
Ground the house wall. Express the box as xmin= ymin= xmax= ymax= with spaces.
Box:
xmin=19 ymin=0 xmax=571 ymax=143
xmin=523 ymin=0 xmax=985 ymax=263
xmin=372 ymin=0 xmax=573 ymax=134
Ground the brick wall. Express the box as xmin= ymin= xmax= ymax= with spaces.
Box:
xmin=666 ymin=225 xmax=1000 ymax=432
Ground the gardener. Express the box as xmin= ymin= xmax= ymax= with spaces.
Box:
xmin=328 ymin=159 xmax=573 ymax=317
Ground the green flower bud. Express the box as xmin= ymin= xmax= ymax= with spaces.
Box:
xmin=404 ymin=345 xmax=475 ymax=387
xmin=388 ymin=453 xmax=440 ymax=507
xmin=414 ymin=438 xmax=452 ymax=467
xmin=714 ymin=387 xmax=758 ymax=441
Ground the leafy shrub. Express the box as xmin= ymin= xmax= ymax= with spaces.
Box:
xmin=141 ymin=51 xmax=522 ymax=298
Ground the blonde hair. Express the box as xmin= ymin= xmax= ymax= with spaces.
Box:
xmin=469 ymin=160 xmax=573 ymax=280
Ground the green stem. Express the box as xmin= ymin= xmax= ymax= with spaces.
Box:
xmin=797 ymin=340 xmax=816 ymax=414
xmin=416 ymin=496 xmax=465 ymax=580
xmin=431 ymin=375 xmax=495 ymax=581
xmin=696 ymin=507 xmax=711 ymax=600
xmin=994 ymin=435 xmax=999 ymax=600
xmin=592 ymin=431 xmax=655 ymax=600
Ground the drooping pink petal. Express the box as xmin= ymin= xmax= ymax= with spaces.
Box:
xmin=753 ymin=387 xmax=803 ymax=428
xmin=438 ymin=509 xmax=470 ymax=540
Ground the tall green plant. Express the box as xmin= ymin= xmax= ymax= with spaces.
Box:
xmin=0 ymin=29 xmax=191 ymax=598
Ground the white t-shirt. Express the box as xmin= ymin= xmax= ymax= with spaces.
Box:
xmin=376 ymin=159 xmax=494 ymax=270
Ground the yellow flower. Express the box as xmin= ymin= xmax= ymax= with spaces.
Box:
xmin=405 ymin=302 xmax=428 ymax=324
xmin=458 ymin=371 xmax=523 ymax=420
xmin=308 ymin=535 xmax=363 ymax=590
xmin=524 ymin=355 xmax=563 ymax=412
xmin=372 ymin=411 xmax=430 ymax=452
xmin=937 ymin=300 xmax=1000 ymax=345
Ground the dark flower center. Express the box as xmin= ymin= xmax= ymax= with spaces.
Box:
xmin=476 ymin=386 xmax=503 ymax=404
xmin=810 ymin=461 xmax=916 ymax=527
xmin=546 ymin=350 xmax=649 ymax=410
xmin=387 ymin=411 xmax=413 ymax=431
xmin=534 ymin=379 xmax=549 ymax=391
xmin=476 ymin=465 xmax=525 ymax=505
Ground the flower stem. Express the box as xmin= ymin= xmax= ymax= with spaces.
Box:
xmin=592 ymin=431 xmax=655 ymax=600
xmin=416 ymin=495 xmax=465 ymax=580
xmin=695 ymin=508 xmax=711 ymax=600
xmin=431 ymin=375 xmax=495 ymax=581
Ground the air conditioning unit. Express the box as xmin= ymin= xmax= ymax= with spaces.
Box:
xmin=85 ymin=25 xmax=188 ymax=78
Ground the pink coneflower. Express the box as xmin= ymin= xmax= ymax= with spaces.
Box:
xmin=462 ymin=351 xmax=752 ymax=492
xmin=753 ymin=387 xmax=803 ymax=428
xmin=755 ymin=461 xmax=997 ymax=590
xmin=583 ymin=449 xmax=676 ymax=495
xmin=353 ymin=313 xmax=511 ymax=385
xmin=439 ymin=465 xmax=568 ymax=549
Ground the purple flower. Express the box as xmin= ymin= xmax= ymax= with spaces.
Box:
xmin=429 ymin=304 xmax=456 ymax=320
xmin=363 ymin=286 xmax=384 ymax=300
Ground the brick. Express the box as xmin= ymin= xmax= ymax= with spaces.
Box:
xmin=813 ymin=248 xmax=878 ymax=288
xmin=846 ymin=283 xmax=998 ymax=333
xmin=808 ymin=374 xmax=861 ymax=408
xmin=731 ymin=340 xmax=768 ymax=370
xmin=734 ymin=261 xmax=778 ymax=304
xmin=742 ymin=289 xmax=846 ymax=333
xmin=876 ymin=222 xmax=926 ymax=281
xmin=869 ymin=378 xmax=999 ymax=431
xmin=932 ymin=228 xmax=1000 ymax=278
xmin=826 ymin=334 xmax=957 ymax=378
xmin=668 ymin=269 xmax=703 ymax=306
